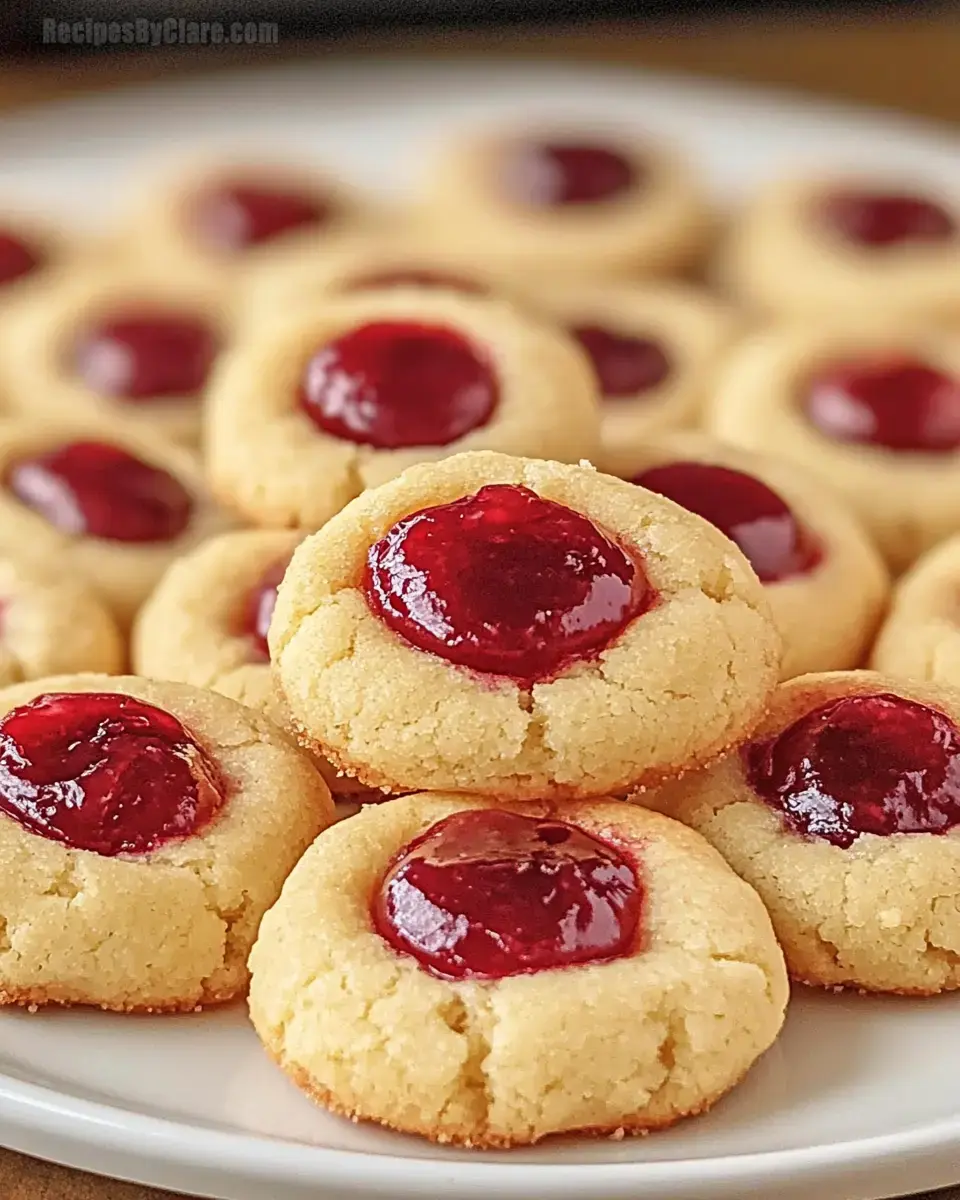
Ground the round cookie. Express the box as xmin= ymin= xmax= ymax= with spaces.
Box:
xmin=717 ymin=174 xmax=960 ymax=319
xmin=642 ymin=670 xmax=960 ymax=994
xmin=413 ymin=126 xmax=712 ymax=279
xmin=520 ymin=281 xmax=737 ymax=455
xmin=121 ymin=158 xmax=371 ymax=283
xmin=706 ymin=322 xmax=960 ymax=572
xmin=599 ymin=432 xmax=889 ymax=680
xmin=0 ymin=673 xmax=333 ymax=1012
xmin=270 ymin=450 xmax=782 ymax=800
xmin=206 ymin=290 xmax=600 ymax=529
xmin=0 ymin=266 xmax=233 ymax=445
xmin=870 ymin=534 xmax=960 ymax=685
xmin=0 ymin=419 xmax=231 ymax=627
xmin=248 ymin=793 xmax=788 ymax=1147
xmin=0 ymin=553 xmax=124 ymax=685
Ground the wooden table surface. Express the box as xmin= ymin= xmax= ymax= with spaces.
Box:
xmin=1 ymin=12 xmax=959 ymax=1200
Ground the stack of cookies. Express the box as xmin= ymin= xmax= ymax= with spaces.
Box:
xmin=0 ymin=124 xmax=957 ymax=1149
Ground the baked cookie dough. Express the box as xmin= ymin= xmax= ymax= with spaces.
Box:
xmin=644 ymin=670 xmax=960 ymax=994
xmin=0 ymin=419 xmax=231 ymax=627
xmin=601 ymin=432 xmax=888 ymax=680
xmin=870 ymin=534 xmax=960 ymax=686
xmin=270 ymin=450 xmax=782 ymax=799
xmin=717 ymin=175 xmax=960 ymax=319
xmin=520 ymin=281 xmax=737 ymax=454
xmin=249 ymin=793 xmax=788 ymax=1147
xmin=0 ymin=673 xmax=333 ymax=1012
xmin=121 ymin=158 xmax=371 ymax=282
xmin=206 ymin=290 xmax=600 ymax=529
xmin=0 ymin=266 xmax=232 ymax=445
xmin=413 ymin=127 xmax=712 ymax=279
xmin=0 ymin=553 xmax=124 ymax=685
xmin=706 ymin=322 xmax=960 ymax=572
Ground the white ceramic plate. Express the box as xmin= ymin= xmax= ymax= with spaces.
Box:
xmin=0 ymin=58 xmax=958 ymax=1200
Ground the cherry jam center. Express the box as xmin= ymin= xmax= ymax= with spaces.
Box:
xmin=372 ymin=809 xmax=642 ymax=980
xmin=72 ymin=312 xmax=219 ymax=400
xmin=299 ymin=320 xmax=498 ymax=449
xmin=572 ymin=324 xmax=671 ymax=399
xmin=499 ymin=141 xmax=638 ymax=207
xmin=634 ymin=461 xmax=822 ymax=584
xmin=364 ymin=483 xmax=652 ymax=684
xmin=8 ymin=440 xmax=193 ymax=543
xmin=344 ymin=269 xmax=487 ymax=295
xmin=240 ymin=556 xmax=291 ymax=662
xmin=0 ymin=692 xmax=224 ymax=857
xmin=746 ymin=692 xmax=960 ymax=848
xmin=192 ymin=182 xmax=329 ymax=251
xmin=0 ymin=232 xmax=42 ymax=286
xmin=804 ymin=356 xmax=960 ymax=453
xmin=817 ymin=190 xmax=957 ymax=248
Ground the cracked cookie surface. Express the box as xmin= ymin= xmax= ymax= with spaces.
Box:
xmin=0 ymin=673 xmax=333 ymax=1012
xmin=248 ymin=793 xmax=788 ymax=1147
xmin=641 ymin=670 xmax=960 ymax=994
xmin=269 ymin=451 xmax=782 ymax=800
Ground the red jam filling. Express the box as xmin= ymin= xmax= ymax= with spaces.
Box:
xmin=372 ymin=809 xmax=642 ymax=980
xmin=0 ymin=232 xmax=42 ymax=286
xmin=344 ymin=268 xmax=487 ymax=295
xmin=499 ymin=140 xmax=638 ymax=207
xmin=746 ymin=692 xmax=960 ymax=848
xmin=72 ymin=313 xmax=219 ymax=400
xmin=192 ymin=182 xmax=329 ymax=251
xmin=0 ymin=692 xmax=225 ymax=857
xmin=364 ymin=483 xmax=651 ymax=684
xmin=817 ymin=190 xmax=956 ymax=248
xmin=240 ymin=556 xmax=290 ymax=662
xmin=634 ymin=461 xmax=822 ymax=584
xmin=8 ymin=440 xmax=193 ymax=543
xmin=572 ymin=325 xmax=671 ymax=399
xmin=300 ymin=320 xmax=498 ymax=449
xmin=804 ymin=356 xmax=960 ymax=453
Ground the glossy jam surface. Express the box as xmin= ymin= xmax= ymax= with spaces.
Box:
xmin=634 ymin=461 xmax=822 ymax=584
xmin=192 ymin=182 xmax=329 ymax=251
xmin=804 ymin=356 xmax=960 ymax=453
xmin=0 ymin=692 xmax=225 ymax=856
xmin=746 ymin=692 xmax=960 ymax=848
xmin=241 ymin=556 xmax=291 ymax=662
xmin=8 ymin=440 xmax=193 ymax=543
xmin=72 ymin=313 xmax=219 ymax=400
xmin=572 ymin=325 xmax=671 ymax=399
xmin=817 ymin=190 xmax=956 ymax=248
xmin=372 ymin=809 xmax=642 ymax=980
xmin=344 ymin=268 xmax=487 ymax=295
xmin=0 ymin=232 xmax=41 ymax=286
xmin=300 ymin=320 xmax=498 ymax=449
xmin=364 ymin=483 xmax=651 ymax=684
xmin=499 ymin=140 xmax=638 ymax=208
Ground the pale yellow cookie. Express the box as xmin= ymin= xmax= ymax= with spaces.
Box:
xmin=518 ymin=281 xmax=738 ymax=455
xmin=413 ymin=126 xmax=712 ymax=279
xmin=871 ymin=534 xmax=960 ymax=685
xmin=599 ymin=432 xmax=889 ymax=680
xmin=706 ymin=322 xmax=960 ymax=573
xmin=717 ymin=174 xmax=960 ymax=319
xmin=270 ymin=450 xmax=781 ymax=799
xmin=206 ymin=291 xmax=600 ymax=529
xmin=249 ymin=793 xmax=788 ymax=1147
xmin=0 ymin=266 xmax=233 ymax=445
xmin=0 ymin=419 xmax=231 ymax=628
xmin=0 ymin=554 xmax=124 ymax=685
xmin=0 ymin=673 xmax=333 ymax=1012
xmin=643 ymin=670 xmax=960 ymax=994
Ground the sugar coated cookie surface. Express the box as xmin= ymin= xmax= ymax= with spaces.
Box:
xmin=249 ymin=793 xmax=788 ymax=1147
